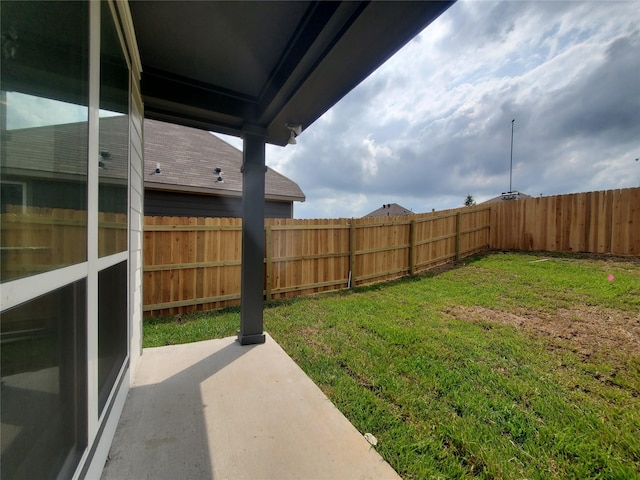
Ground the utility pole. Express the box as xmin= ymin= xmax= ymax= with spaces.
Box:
xmin=509 ymin=119 xmax=515 ymax=193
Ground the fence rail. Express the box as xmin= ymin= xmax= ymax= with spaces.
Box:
xmin=143 ymin=207 xmax=491 ymax=316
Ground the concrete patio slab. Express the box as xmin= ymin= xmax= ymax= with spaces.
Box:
xmin=101 ymin=333 xmax=400 ymax=480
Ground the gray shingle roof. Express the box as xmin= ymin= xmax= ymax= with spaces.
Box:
xmin=144 ymin=119 xmax=305 ymax=202
xmin=2 ymin=115 xmax=129 ymax=185
xmin=364 ymin=203 xmax=413 ymax=218
xmin=2 ymin=117 xmax=304 ymax=202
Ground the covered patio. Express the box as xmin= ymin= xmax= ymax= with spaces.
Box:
xmin=106 ymin=1 xmax=453 ymax=477
xmin=101 ymin=334 xmax=399 ymax=479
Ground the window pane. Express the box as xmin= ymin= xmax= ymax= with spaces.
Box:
xmin=0 ymin=1 xmax=89 ymax=282
xmin=98 ymin=2 xmax=129 ymax=257
xmin=98 ymin=260 xmax=128 ymax=414
xmin=1 ymin=280 xmax=87 ymax=479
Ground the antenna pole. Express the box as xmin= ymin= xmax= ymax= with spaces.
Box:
xmin=509 ymin=119 xmax=515 ymax=193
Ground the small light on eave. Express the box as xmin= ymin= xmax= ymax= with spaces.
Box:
xmin=214 ymin=167 xmax=224 ymax=183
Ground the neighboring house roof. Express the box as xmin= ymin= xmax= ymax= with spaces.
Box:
xmin=2 ymin=117 xmax=305 ymax=204
xmin=144 ymin=119 xmax=305 ymax=203
xmin=2 ymin=115 xmax=129 ymax=186
xmin=481 ymin=191 xmax=533 ymax=204
xmin=364 ymin=203 xmax=413 ymax=218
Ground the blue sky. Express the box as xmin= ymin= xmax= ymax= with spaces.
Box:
xmin=229 ymin=0 xmax=638 ymax=218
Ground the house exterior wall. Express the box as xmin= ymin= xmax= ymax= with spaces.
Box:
xmin=145 ymin=189 xmax=294 ymax=218
xmin=129 ymin=64 xmax=144 ymax=376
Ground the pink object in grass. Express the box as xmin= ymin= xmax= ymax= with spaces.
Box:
xmin=608 ymin=274 xmax=615 ymax=282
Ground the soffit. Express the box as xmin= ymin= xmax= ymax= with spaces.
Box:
xmin=129 ymin=1 xmax=454 ymax=146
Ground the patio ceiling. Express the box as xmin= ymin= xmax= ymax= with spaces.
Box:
xmin=128 ymin=1 xmax=454 ymax=145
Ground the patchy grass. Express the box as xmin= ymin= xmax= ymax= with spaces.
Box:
xmin=143 ymin=251 xmax=640 ymax=479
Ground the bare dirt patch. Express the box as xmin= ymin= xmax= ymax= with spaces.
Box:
xmin=449 ymin=305 xmax=640 ymax=358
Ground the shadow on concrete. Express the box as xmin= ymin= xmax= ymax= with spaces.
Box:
xmin=103 ymin=334 xmax=400 ymax=480
xmin=101 ymin=339 xmax=255 ymax=480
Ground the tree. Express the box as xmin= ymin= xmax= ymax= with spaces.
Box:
xmin=464 ymin=194 xmax=476 ymax=206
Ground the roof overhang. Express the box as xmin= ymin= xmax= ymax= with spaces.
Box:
xmin=144 ymin=181 xmax=306 ymax=203
xmin=129 ymin=1 xmax=454 ymax=146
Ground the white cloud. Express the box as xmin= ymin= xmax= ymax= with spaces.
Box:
xmin=6 ymin=92 xmax=87 ymax=130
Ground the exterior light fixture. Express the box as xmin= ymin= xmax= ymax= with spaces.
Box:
xmin=286 ymin=123 xmax=302 ymax=145
xmin=152 ymin=162 xmax=161 ymax=175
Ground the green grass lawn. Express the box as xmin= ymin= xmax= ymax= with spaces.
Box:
xmin=144 ymin=251 xmax=640 ymax=479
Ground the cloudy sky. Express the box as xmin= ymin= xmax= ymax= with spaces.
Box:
xmin=218 ymin=0 xmax=640 ymax=219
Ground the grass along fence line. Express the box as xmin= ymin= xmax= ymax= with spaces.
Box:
xmin=143 ymin=206 xmax=491 ymax=316
xmin=144 ymin=251 xmax=640 ymax=479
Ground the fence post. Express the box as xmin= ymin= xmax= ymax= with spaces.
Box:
xmin=265 ymin=225 xmax=272 ymax=301
xmin=455 ymin=211 xmax=461 ymax=261
xmin=349 ymin=219 xmax=356 ymax=288
xmin=409 ymin=219 xmax=416 ymax=275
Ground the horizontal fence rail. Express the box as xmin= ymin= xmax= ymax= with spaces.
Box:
xmin=142 ymin=207 xmax=491 ymax=316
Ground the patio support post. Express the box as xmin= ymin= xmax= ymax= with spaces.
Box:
xmin=238 ymin=125 xmax=267 ymax=345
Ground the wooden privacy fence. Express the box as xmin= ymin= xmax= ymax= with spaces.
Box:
xmin=143 ymin=206 xmax=491 ymax=316
xmin=491 ymin=187 xmax=639 ymax=255
xmin=3 ymin=187 xmax=635 ymax=317
xmin=0 ymin=206 xmax=127 ymax=281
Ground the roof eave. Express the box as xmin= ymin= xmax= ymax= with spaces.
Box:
xmin=144 ymin=181 xmax=305 ymax=202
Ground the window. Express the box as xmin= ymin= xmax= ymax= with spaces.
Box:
xmin=98 ymin=261 xmax=128 ymax=414
xmin=98 ymin=1 xmax=129 ymax=257
xmin=1 ymin=280 xmax=87 ymax=479
xmin=0 ymin=181 xmax=26 ymax=212
xmin=1 ymin=3 xmax=133 ymax=477
xmin=96 ymin=1 xmax=129 ymax=417
xmin=1 ymin=1 xmax=89 ymax=282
